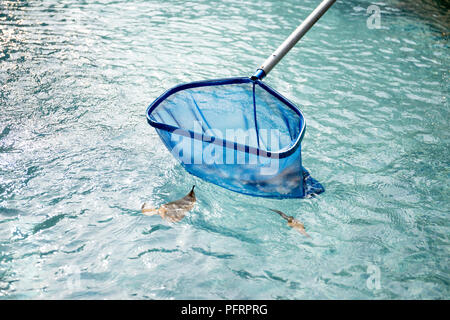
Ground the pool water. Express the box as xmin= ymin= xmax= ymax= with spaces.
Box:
xmin=0 ymin=0 xmax=448 ymax=299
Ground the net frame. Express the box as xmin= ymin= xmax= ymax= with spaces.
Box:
xmin=146 ymin=77 xmax=323 ymax=198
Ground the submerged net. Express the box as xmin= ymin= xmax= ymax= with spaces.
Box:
xmin=146 ymin=77 xmax=324 ymax=198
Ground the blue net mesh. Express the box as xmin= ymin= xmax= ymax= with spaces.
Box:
xmin=146 ymin=77 xmax=324 ymax=198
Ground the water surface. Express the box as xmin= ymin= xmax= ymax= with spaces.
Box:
xmin=0 ymin=0 xmax=448 ymax=299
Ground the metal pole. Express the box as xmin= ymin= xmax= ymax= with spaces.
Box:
xmin=252 ymin=0 xmax=336 ymax=80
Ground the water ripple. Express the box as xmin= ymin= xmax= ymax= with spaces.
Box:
xmin=0 ymin=0 xmax=448 ymax=299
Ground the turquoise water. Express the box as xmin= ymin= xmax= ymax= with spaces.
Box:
xmin=0 ymin=0 xmax=448 ymax=299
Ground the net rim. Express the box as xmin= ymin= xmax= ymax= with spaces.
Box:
xmin=146 ymin=77 xmax=306 ymax=159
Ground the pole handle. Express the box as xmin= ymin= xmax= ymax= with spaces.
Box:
xmin=252 ymin=0 xmax=336 ymax=80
